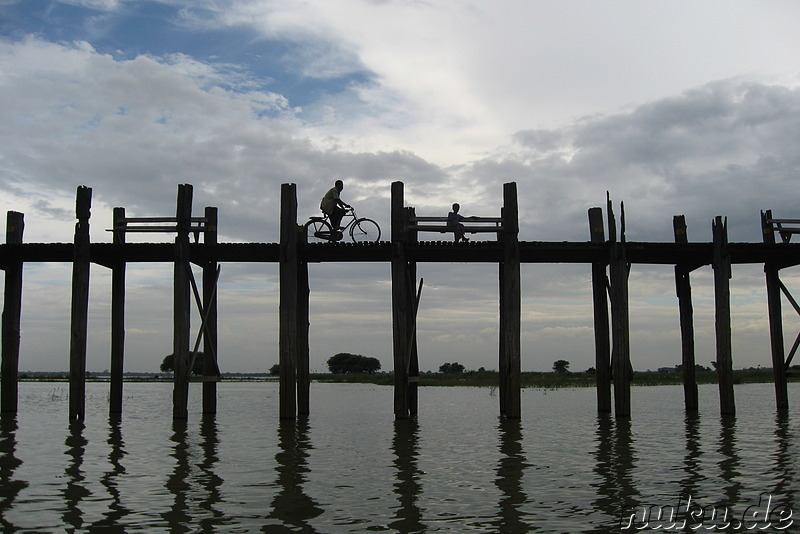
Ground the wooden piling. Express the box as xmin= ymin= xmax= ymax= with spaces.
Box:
xmin=1 ymin=211 xmax=24 ymax=415
xmin=499 ymin=182 xmax=521 ymax=419
xmin=406 ymin=210 xmax=419 ymax=417
xmin=607 ymin=198 xmax=631 ymax=418
xmin=673 ymin=215 xmax=699 ymax=412
xmin=69 ymin=186 xmax=92 ymax=421
xmin=761 ymin=210 xmax=789 ymax=411
xmin=391 ymin=181 xmax=411 ymax=419
xmin=712 ymin=216 xmax=735 ymax=415
xmin=110 ymin=207 xmax=126 ymax=415
xmin=588 ymin=207 xmax=611 ymax=413
xmin=297 ymin=228 xmax=310 ymax=416
xmin=202 ymin=207 xmax=219 ymax=415
xmin=173 ymin=184 xmax=192 ymax=419
xmin=279 ymin=183 xmax=298 ymax=419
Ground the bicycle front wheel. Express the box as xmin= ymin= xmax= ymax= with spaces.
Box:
xmin=350 ymin=218 xmax=381 ymax=243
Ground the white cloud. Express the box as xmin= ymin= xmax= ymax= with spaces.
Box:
xmin=2 ymin=3 xmax=800 ymax=374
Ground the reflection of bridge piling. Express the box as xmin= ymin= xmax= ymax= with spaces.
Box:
xmin=3 ymin=182 xmax=800 ymax=421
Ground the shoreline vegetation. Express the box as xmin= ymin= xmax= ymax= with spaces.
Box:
xmin=15 ymin=368 xmax=800 ymax=388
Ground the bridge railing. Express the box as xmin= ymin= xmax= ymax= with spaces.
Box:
xmin=763 ymin=216 xmax=800 ymax=244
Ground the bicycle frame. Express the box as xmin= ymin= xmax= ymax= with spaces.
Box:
xmin=305 ymin=207 xmax=381 ymax=243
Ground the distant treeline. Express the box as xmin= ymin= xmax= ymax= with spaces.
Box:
xmin=16 ymin=367 xmax=799 ymax=387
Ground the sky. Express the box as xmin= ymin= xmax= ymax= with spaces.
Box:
xmin=1 ymin=0 xmax=800 ymax=377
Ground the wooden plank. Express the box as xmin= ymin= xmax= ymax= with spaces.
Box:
xmin=408 ymin=225 xmax=503 ymax=233
xmin=202 ymin=206 xmax=219 ymax=415
xmin=173 ymin=184 xmax=192 ymax=419
xmin=1 ymin=211 xmax=24 ymax=415
xmin=713 ymin=216 xmax=735 ymax=415
xmin=279 ymin=183 xmax=298 ymax=419
xmin=588 ymin=207 xmax=611 ymax=413
xmin=109 ymin=207 xmax=126 ymax=416
xmin=69 ymin=186 xmax=92 ymax=422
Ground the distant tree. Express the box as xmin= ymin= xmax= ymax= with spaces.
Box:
xmin=552 ymin=359 xmax=570 ymax=374
xmin=585 ymin=367 xmax=596 ymax=374
xmin=160 ymin=352 xmax=204 ymax=375
xmin=439 ymin=362 xmax=465 ymax=374
xmin=327 ymin=353 xmax=382 ymax=374
xmin=269 ymin=364 xmax=280 ymax=376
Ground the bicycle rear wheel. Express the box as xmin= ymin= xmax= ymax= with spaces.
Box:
xmin=305 ymin=218 xmax=333 ymax=242
xmin=350 ymin=218 xmax=381 ymax=243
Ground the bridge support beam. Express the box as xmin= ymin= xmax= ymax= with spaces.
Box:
xmin=279 ymin=183 xmax=304 ymax=419
xmin=499 ymin=182 xmax=521 ymax=419
xmin=1 ymin=211 xmax=24 ymax=416
xmin=713 ymin=216 xmax=735 ymax=415
xmin=173 ymin=184 xmax=192 ymax=420
xmin=69 ymin=186 xmax=92 ymax=422
xmin=391 ymin=181 xmax=413 ymax=419
xmin=110 ymin=207 xmax=126 ymax=416
xmin=673 ymin=215 xmax=699 ymax=412
xmin=588 ymin=207 xmax=611 ymax=413
xmin=607 ymin=198 xmax=632 ymax=418
xmin=761 ymin=210 xmax=789 ymax=411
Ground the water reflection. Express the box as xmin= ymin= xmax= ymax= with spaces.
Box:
xmin=198 ymin=416 xmax=224 ymax=531
xmin=773 ymin=413 xmax=797 ymax=512
xmin=267 ymin=417 xmax=323 ymax=532
xmin=591 ymin=414 xmax=639 ymax=530
xmin=0 ymin=416 xmax=27 ymax=532
xmin=163 ymin=420 xmax=192 ymax=532
xmin=87 ymin=417 xmax=131 ymax=531
xmin=62 ymin=421 xmax=91 ymax=531
xmin=389 ymin=418 xmax=425 ymax=533
xmin=681 ymin=412 xmax=704 ymax=499
xmin=493 ymin=417 xmax=531 ymax=532
xmin=717 ymin=416 xmax=742 ymax=506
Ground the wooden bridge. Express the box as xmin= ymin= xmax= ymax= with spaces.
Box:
xmin=2 ymin=182 xmax=800 ymax=421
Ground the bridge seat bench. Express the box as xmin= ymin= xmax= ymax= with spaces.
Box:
xmin=765 ymin=218 xmax=800 ymax=243
xmin=407 ymin=216 xmax=503 ymax=235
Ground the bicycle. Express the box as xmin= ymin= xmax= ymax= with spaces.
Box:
xmin=304 ymin=207 xmax=381 ymax=243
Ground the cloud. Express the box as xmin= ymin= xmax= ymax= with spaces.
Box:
xmin=2 ymin=29 xmax=800 ymax=373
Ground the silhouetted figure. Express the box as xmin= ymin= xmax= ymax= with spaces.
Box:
xmin=320 ymin=180 xmax=350 ymax=230
xmin=448 ymin=203 xmax=470 ymax=243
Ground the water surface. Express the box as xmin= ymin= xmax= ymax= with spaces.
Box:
xmin=0 ymin=382 xmax=798 ymax=532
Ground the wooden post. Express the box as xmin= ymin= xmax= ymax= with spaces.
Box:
xmin=109 ymin=207 xmax=126 ymax=416
xmin=712 ymin=216 xmax=735 ymax=415
xmin=673 ymin=215 xmax=698 ymax=412
xmin=499 ymin=182 xmax=521 ymax=419
xmin=279 ymin=183 xmax=298 ymax=419
xmin=406 ymin=207 xmax=419 ymax=417
xmin=1 ymin=211 xmax=24 ymax=415
xmin=588 ymin=207 xmax=611 ymax=413
xmin=607 ymin=198 xmax=631 ymax=418
xmin=391 ymin=181 xmax=410 ymax=419
xmin=173 ymin=184 xmax=192 ymax=419
xmin=202 ymin=207 xmax=219 ymax=415
xmin=761 ymin=210 xmax=789 ymax=411
xmin=297 ymin=228 xmax=310 ymax=416
xmin=69 ymin=186 xmax=92 ymax=422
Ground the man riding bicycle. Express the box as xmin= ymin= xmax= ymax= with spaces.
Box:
xmin=320 ymin=179 xmax=351 ymax=230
